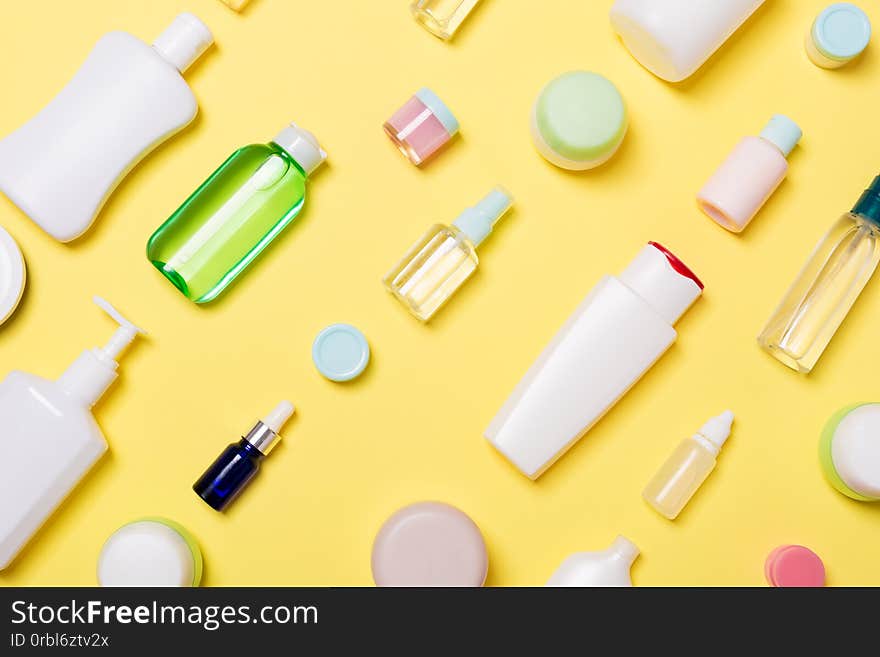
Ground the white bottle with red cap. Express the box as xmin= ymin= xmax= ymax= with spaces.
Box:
xmin=0 ymin=13 xmax=213 ymax=242
xmin=485 ymin=243 xmax=704 ymax=479
xmin=0 ymin=297 xmax=146 ymax=569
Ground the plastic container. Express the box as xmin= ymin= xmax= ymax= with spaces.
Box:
xmin=546 ymin=536 xmax=639 ymax=587
xmin=0 ymin=14 xmax=213 ymax=242
xmin=820 ymin=404 xmax=880 ymax=501
xmin=485 ymin=242 xmax=703 ymax=479
xmin=383 ymin=187 xmax=513 ymax=321
xmin=758 ymin=176 xmax=880 ymax=373
xmin=193 ymin=402 xmax=295 ymax=511
xmin=372 ymin=502 xmax=488 ymax=587
xmin=643 ymin=412 xmax=735 ymax=519
xmin=0 ymin=225 xmax=25 ymax=326
xmin=147 ymin=124 xmax=326 ymax=303
xmin=0 ymin=297 xmax=146 ymax=569
xmin=765 ymin=545 xmax=826 ymax=587
xmin=98 ymin=518 xmax=203 ymax=587
xmin=531 ymin=71 xmax=627 ymax=171
xmin=806 ymin=4 xmax=871 ymax=69
xmin=410 ymin=0 xmax=481 ymax=40
xmin=610 ymin=0 xmax=766 ymax=82
xmin=383 ymin=88 xmax=459 ymax=166
xmin=698 ymin=115 xmax=801 ymax=233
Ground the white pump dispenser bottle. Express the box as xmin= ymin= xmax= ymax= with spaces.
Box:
xmin=0 ymin=13 xmax=213 ymax=242
xmin=0 ymin=297 xmax=146 ymax=569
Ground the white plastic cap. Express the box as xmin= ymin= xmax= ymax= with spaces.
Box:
xmin=608 ymin=535 xmax=640 ymax=564
xmin=261 ymin=400 xmax=295 ymax=433
xmin=697 ymin=411 xmax=735 ymax=451
xmin=153 ymin=13 xmax=214 ymax=73
xmin=273 ymin=124 xmax=327 ymax=175
xmin=619 ymin=243 xmax=703 ymax=325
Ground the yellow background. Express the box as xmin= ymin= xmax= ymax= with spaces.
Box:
xmin=1 ymin=0 xmax=879 ymax=587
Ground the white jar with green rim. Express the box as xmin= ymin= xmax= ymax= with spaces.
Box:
xmin=820 ymin=404 xmax=880 ymax=502
xmin=530 ymin=71 xmax=627 ymax=171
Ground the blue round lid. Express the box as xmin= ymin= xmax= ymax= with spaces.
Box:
xmin=312 ymin=324 xmax=370 ymax=382
xmin=813 ymin=3 xmax=872 ymax=60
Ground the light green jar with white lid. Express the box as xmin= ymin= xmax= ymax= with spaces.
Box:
xmin=819 ymin=404 xmax=880 ymax=501
xmin=530 ymin=71 xmax=628 ymax=171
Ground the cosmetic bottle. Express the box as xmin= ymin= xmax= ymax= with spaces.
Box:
xmin=819 ymin=403 xmax=880 ymax=502
xmin=194 ymin=402 xmax=295 ymax=511
xmin=546 ymin=536 xmax=639 ymax=587
xmin=485 ymin=242 xmax=703 ymax=479
xmin=0 ymin=14 xmax=213 ymax=243
xmin=697 ymin=116 xmax=801 ymax=233
xmin=384 ymin=88 xmax=459 ymax=166
xmin=411 ymin=0 xmax=481 ymax=40
xmin=383 ymin=187 xmax=513 ymax=322
xmin=147 ymin=124 xmax=326 ymax=303
xmin=758 ymin=176 xmax=880 ymax=373
xmin=0 ymin=297 xmax=146 ymax=569
xmin=643 ymin=411 xmax=735 ymax=520
xmin=610 ymin=0 xmax=765 ymax=82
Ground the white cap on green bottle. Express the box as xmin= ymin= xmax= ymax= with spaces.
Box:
xmin=274 ymin=123 xmax=328 ymax=175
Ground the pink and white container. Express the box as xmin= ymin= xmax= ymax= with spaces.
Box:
xmin=697 ymin=115 xmax=802 ymax=233
xmin=383 ymin=88 xmax=460 ymax=166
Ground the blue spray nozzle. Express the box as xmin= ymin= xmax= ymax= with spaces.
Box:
xmin=453 ymin=187 xmax=514 ymax=247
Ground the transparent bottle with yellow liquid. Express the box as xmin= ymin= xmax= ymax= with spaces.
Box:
xmin=758 ymin=176 xmax=880 ymax=373
xmin=410 ymin=0 xmax=482 ymax=40
xmin=383 ymin=187 xmax=512 ymax=321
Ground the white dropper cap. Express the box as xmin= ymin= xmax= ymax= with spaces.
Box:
xmin=696 ymin=411 xmax=735 ymax=453
xmin=57 ymin=297 xmax=147 ymax=408
xmin=261 ymin=401 xmax=296 ymax=433
xmin=153 ymin=13 xmax=214 ymax=74
xmin=273 ymin=124 xmax=327 ymax=175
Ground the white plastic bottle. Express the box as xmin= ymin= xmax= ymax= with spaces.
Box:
xmin=0 ymin=297 xmax=146 ymax=569
xmin=610 ymin=0 xmax=766 ymax=82
xmin=485 ymin=243 xmax=703 ymax=479
xmin=546 ymin=536 xmax=640 ymax=587
xmin=0 ymin=13 xmax=213 ymax=242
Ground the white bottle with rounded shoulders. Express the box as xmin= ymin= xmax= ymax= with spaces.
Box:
xmin=0 ymin=297 xmax=146 ymax=569
xmin=610 ymin=0 xmax=765 ymax=82
xmin=546 ymin=536 xmax=640 ymax=587
xmin=0 ymin=13 xmax=213 ymax=243
xmin=485 ymin=243 xmax=703 ymax=479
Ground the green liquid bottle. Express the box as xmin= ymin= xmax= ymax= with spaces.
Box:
xmin=147 ymin=123 xmax=326 ymax=303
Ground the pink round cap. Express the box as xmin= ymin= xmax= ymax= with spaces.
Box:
xmin=371 ymin=502 xmax=488 ymax=587
xmin=383 ymin=88 xmax=459 ymax=166
xmin=765 ymin=545 xmax=826 ymax=587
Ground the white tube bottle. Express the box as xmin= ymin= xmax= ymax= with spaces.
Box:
xmin=0 ymin=13 xmax=213 ymax=243
xmin=546 ymin=536 xmax=640 ymax=587
xmin=609 ymin=0 xmax=766 ymax=82
xmin=0 ymin=297 xmax=146 ymax=569
xmin=485 ymin=243 xmax=703 ymax=479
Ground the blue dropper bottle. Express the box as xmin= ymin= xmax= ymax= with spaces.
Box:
xmin=193 ymin=401 xmax=294 ymax=511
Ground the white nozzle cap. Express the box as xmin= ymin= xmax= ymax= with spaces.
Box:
xmin=261 ymin=400 xmax=295 ymax=433
xmin=697 ymin=411 xmax=735 ymax=451
xmin=94 ymin=296 xmax=148 ymax=362
xmin=273 ymin=124 xmax=327 ymax=175
xmin=619 ymin=243 xmax=703 ymax=325
xmin=608 ymin=535 xmax=640 ymax=565
xmin=153 ymin=13 xmax=214 ymax=74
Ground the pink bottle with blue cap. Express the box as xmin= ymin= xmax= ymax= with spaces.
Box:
xmin=697 ymin=115 xmax=802 ymax=233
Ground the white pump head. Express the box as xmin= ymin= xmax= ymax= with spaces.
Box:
xmin=57 ymin=297 xmax=147 ymax=408
xmin=94 ymin=296 xmax=148 ymax=362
